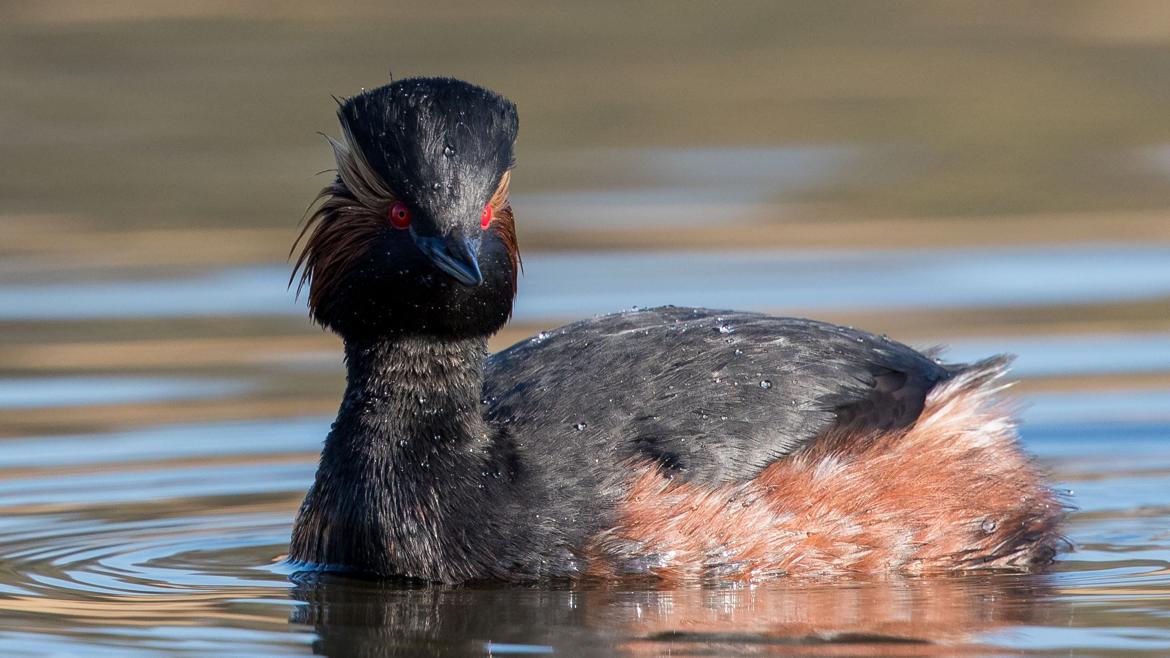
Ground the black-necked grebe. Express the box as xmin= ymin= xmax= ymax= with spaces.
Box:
xmin=288 ymin=77 xmax=1063 ymax=582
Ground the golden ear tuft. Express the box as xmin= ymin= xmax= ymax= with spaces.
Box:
xmin=290 ymin=120 xmax=395 ymax=323
xmin=487 ymin=171 xmax=521 ymax=303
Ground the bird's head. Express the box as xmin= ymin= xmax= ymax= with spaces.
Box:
xmin=292 ymin=77 xmax=520 ymax=340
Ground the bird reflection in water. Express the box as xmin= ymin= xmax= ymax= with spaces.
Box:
xmin=289 ymin=571 xmax=1060 ymax=656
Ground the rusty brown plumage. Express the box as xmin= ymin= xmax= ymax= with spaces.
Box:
xmin=586 ymin=367 xmax=1066 ymax=581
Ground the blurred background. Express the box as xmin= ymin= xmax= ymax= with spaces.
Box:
xmin=1 ymin=2 xmax=1169 ymax=656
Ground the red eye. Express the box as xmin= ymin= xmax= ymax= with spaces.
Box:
xmin=480 ymin=204 xmax=493 ymax=230
xmin=389 ymin=201 xmax=411 ymax=229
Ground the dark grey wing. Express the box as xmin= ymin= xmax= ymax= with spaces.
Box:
xmin=483 ymin=306 xmax=952 ymax=485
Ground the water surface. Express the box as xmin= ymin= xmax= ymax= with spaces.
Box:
xmin=2 ymin=2 xmax=1170 ymax=656
xmin=1 ymin=241 xmax=1169 ymax=656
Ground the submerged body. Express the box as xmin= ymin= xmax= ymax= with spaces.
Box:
xmin=288 ymin=78 xmax=1063 ymax=582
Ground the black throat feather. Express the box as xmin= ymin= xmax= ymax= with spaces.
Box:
xmin=289 ymin=335 xmax=517 ymax=581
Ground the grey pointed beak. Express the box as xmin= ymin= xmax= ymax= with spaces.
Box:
xmin=413 ymin=233 xmax=484 ymax=286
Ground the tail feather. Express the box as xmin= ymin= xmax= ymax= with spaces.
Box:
xmin=940 ymin=354 xmax=1015 ymax=394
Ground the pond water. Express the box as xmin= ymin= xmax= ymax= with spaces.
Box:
xmin=3 ymin=2 xmax=1170 ymax=656
xmin=1 ymin=242 xmax=1169 ymax=656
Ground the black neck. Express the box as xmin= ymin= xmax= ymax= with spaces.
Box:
xmin=339 ymin=335 xmax=489 ymax=449
xmin=292 ymin=333 xmax=507 ymax=580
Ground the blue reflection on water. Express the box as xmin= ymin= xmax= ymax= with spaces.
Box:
xmin=0 ymin=376 xmax=250 ymax=409
xmin=0 ymin=245 xmax=1168 ymax=320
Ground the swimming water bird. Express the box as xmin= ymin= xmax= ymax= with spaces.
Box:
xmin=288 ymin=77 xmax=1063 ymax=582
